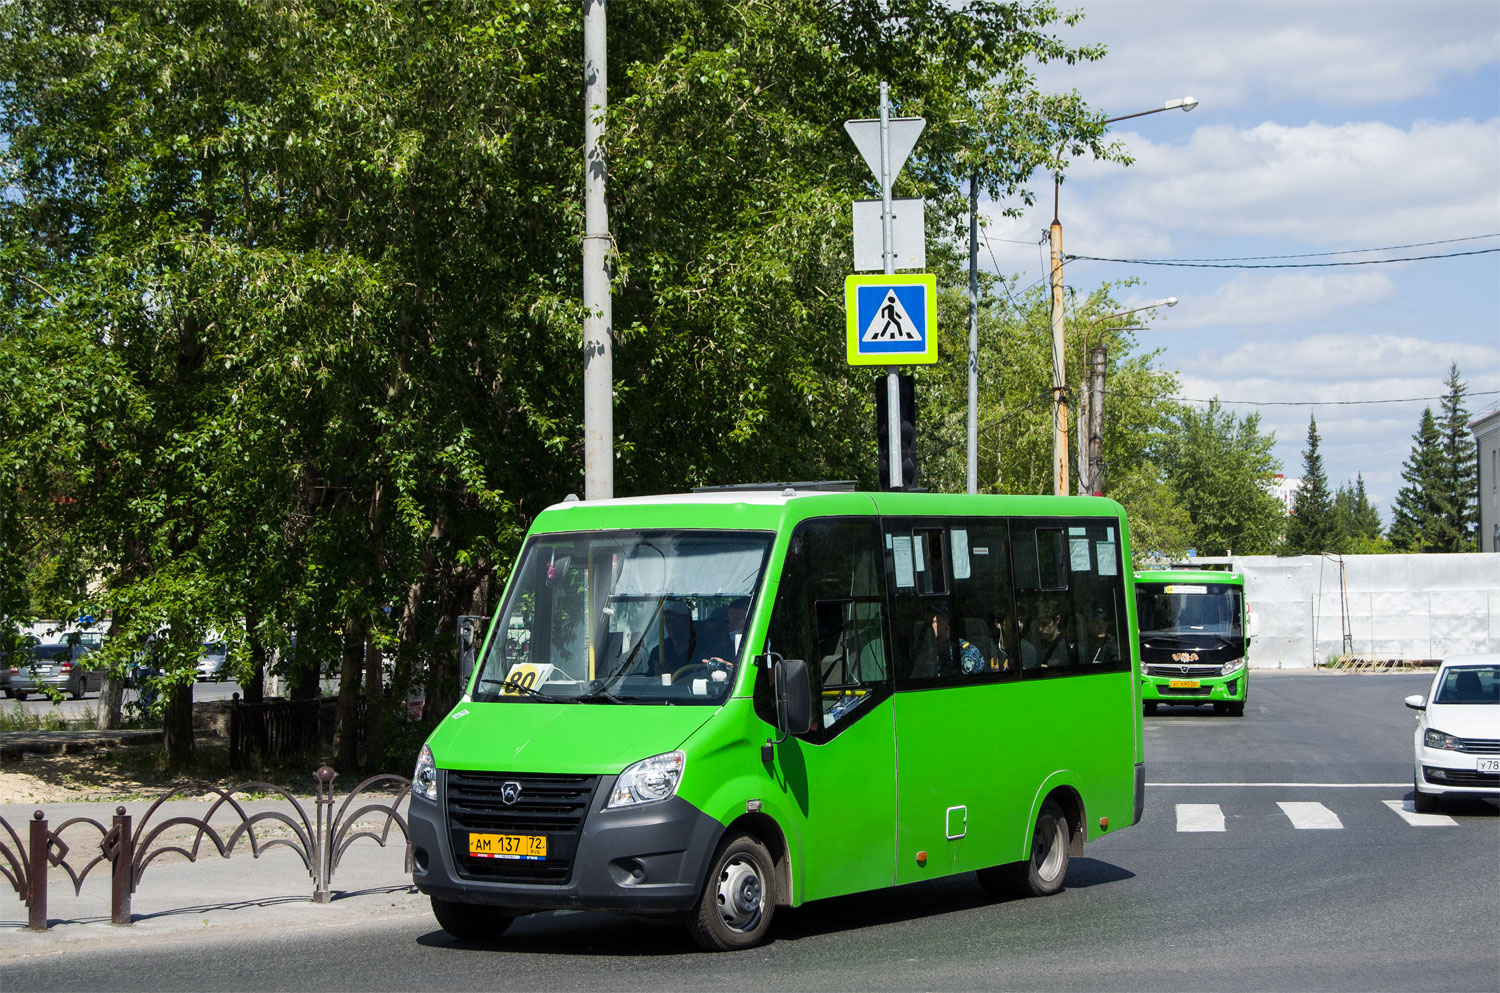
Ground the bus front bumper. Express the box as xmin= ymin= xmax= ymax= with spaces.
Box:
xmin=1140 ymin=669 xmax=1247 ymax=703
xmin=408 ymin=778 xmax=723 ymax=915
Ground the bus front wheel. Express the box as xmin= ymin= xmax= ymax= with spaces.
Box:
xmin=688 ymin=831 xmax=776 ymax=951
xmin=978 ymin=798 xmax=1071 ymax=899
xmin=430 ymin=896 xmax=515 ymax=942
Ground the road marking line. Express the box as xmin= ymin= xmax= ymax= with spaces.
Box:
xmin=1176 ymin=803 xmax=1225 ymax=832
xmin=1381 ymin=799 xmax=1458 ymax=827
xmin=1277 ymin=801 xmax=1343 ymax=829
xmin=1149 ymin=782 xmax=1406 ymax=788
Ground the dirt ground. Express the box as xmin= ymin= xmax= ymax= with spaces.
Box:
xmin=0 ymin=744 xmax=322 ymax=806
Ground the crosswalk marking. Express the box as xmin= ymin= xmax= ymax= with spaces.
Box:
xmin=1168 ymin=800 xmax=1466 ymax=832
xmin=1380 ymin=799 xmax=1459 ymax=827
xmin=1176 ymin=803 xmax=1226 ymax=832
xmin=1277 ymin=801 xmax=1343 ymax=829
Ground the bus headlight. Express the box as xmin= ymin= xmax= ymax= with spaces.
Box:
xmin=1220 ymin=660 xmax=1245 ymax=677
xmin=607 ymin=751 xmax=685 ymax=808
xmin=413 ymin=744 xmax=438 ymax=802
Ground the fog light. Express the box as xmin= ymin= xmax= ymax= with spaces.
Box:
xmin=1226 ymin=679 xmax=1238 ymax=695
xmin=413 ymin=847 xmax=429 ymax=873
xmin=1426 ymin=767 xmax=1447 ymax=781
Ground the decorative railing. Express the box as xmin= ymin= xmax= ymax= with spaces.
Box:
xmin=1 ymin=766 xmax=410 ymax=930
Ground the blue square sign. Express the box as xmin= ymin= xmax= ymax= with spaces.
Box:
xmin=845 ymin=273 xmax=937 ymax=365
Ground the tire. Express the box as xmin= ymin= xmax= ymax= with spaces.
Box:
xmin=1412 ymin=778 xmax=1439 ymax=814
xmin=13 ymin=690 xmax=27 ymax=701
xmin=430 ymin=896 xmax=515 ymax=941
xmin=687 ymin=831 xmax=776 ymax=951
xmin=1226 ymin=701 xmax=1245 ymax=717
xmin=978 ymin=798 xmax=1071 ymax=900
xmin=1143 ymin=701 xmax=1157 ymax=716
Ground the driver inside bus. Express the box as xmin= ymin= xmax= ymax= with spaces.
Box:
xmin=647 ymin=601 xmax=698 ymax=677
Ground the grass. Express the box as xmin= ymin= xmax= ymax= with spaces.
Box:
xmin=0 ymin=701 xmax=98 ymax=733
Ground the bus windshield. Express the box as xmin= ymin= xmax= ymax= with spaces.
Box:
xmin=472 ymin=530 xmax=773 ymax=705
xmin=1136 ymin=582 xmax=1243 ymax=646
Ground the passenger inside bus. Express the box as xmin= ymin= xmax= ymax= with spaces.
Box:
xmin=912 ymin=601 xmax=985 ymax=678
xmin=1085 ymin=606 xmax=1119 ymax=664
xmin=1029 ymin=607 xmax=1072 ymax=668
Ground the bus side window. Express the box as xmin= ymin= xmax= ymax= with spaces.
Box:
xmin=948 ymin=522 xmax=1017 ymax=681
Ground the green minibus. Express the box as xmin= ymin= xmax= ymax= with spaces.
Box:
xmin=410 ymin=487 xmax=1145 ymax=950
xmin=1135 ymin=569 xmax=1250 ymax=716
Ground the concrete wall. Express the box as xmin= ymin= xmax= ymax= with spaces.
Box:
xmin=1171 ymin=554 xmax=1500 ymax=668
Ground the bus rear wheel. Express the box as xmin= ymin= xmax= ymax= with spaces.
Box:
xmin=977 ymin=798 xmax=1071 ymax=899
xmin=688 ymin=831 xmax=776 ymax=951
xmin=430 ymin=896 xmax=515 ymax=941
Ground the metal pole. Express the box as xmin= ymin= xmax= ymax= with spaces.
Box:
xmin=28 ymin=811 xmax=47 ymax=931
xmin=1088 ymin=343 xmax=1107 ymax=495
xmin=582 ymin=0 xmax=613 ymax=500
xmin=967 ymin=172 xmax=979 ymax=494
xmin=880 ymin=82 xmax=902 ymax=489
xmin=1048 ymin=188 xmax=1069 ymax=496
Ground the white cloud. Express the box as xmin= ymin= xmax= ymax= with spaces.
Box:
xmin=1159 ymin=272 xmax=1397 ymax=329
xmin=1040 ymin=1 xmax=1499 ymax=111
xmin=1069 ymin=118 xmax=1500 ymax=249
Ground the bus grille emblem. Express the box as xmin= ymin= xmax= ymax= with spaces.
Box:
xmin=1170 ymin=653 xmax=1200 ymax=663
xmin=501 ymin=781 xmax=523 ymax=805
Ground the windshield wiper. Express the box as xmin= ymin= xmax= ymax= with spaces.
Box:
xmin=475 ymin=677 xmax=574 ymax=701
xmin=578 ymin=681 xmax=627 ymax=705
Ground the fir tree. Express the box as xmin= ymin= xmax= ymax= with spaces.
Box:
xmin=1434 ymin=364 xmax=1479 ymax=551
xmin=1334 ymin=474 xmax=1385 ymax=553
xmin=1285 ymin=413 xmax=1339 ymax=554
xmin=1388 ymin=408 xmax=1445 ymax=551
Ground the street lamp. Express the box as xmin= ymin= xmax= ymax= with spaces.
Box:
xmin=1075 ymin=297 xmax=1178 ymax=496
xmin=1047 ymin=96 xmax=1196 ymax=495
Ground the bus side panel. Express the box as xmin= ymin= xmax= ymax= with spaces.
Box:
xmin=768 ymin=698 xmax=899 ymax=903
xmin=892 ymin=671 xmax=1137 ymax=887
xmin=890 ymin=683 xmax=1026 ymax=885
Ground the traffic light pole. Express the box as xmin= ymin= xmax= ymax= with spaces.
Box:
xmin=879 ymin=83 xmax=903 ymax=490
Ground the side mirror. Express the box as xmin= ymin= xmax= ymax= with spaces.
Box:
xmin=773 ymin=656 xmax=813 ymax=737
xmin=1246 ymin=611 xmax=1260 ymax=639
xmin=457 ymin=615 xmax=484 ymax=688
xmin=1403 ymin=694 xmax=1426 ymax=711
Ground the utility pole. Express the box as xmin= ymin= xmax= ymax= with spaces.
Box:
xmin=1048 ymin=188 xmax=1068 ymax=495
xmin=967 ymin=172 xmax=979 ymax=495
xmin=582 ymin=0 xmax=612 ymax=500
xmin=1086 ymin=343 xmax=1106 ymax=495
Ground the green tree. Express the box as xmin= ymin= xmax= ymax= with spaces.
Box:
xmin=1435 ymin=363 xmax=1479 ymax=551
xmin=1388 ymin=408 xmax=1444 ymax=552
xmin=1334 ymin=474 xmax=1386 ymax=554
xmin=1 ymin=0 xmax=1122 ymax=768
xmin=1152 ymin=400 xmax=1285 ymax=555
xmin=1285 ymin=413 xmax=1339 ymax=555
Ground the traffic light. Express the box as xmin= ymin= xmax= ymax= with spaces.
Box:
xmin=876 ymin=373 xmax=917 ymax=490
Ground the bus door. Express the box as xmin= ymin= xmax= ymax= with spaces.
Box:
xmin=760 ymin=518 xmax=897 ymax=899
xmin=884 ymin=520 xmax=1027 ymax=885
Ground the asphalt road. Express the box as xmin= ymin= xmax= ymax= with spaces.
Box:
xmin=7 ymin=671 xmax=1497 ymax=992
xmin=3 ymin=679 xmax=244 ymax=721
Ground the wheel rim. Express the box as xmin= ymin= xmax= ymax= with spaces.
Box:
xmin=1032 ymin=815 xmax=1066 ymax=884
xmin=715 ymin=855 xmax=765 ymax=933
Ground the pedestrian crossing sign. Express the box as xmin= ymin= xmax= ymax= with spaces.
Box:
xmin=845 ymin=273 xmax=937 ymax=366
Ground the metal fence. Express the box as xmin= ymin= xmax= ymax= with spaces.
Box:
xmin=0 ymin=766 xmax=410 ymax=930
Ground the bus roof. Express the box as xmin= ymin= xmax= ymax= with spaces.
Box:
xmin=1134 ymin=568 xmax=1243 ymax=586
xmin=530 ymin=489 xmax=1129 ymax=535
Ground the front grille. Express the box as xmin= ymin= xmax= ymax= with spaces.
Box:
xmin=446 ymin=771 xmax=600 ymax=885
xmin=1424 ymin=767 xmax=1500 ymax=787
xmin=1146 ymin=664 xmax=1222 ymax=678
xmin=1453 ymin=737 xmax=1500 ymax=755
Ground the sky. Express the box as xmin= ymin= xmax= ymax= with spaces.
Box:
xmin=979 ymin=0 xmax=1500 ymax=521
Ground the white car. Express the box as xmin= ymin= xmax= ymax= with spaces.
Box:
xmin=1404 ymin=654 xmax=1500 ymax=812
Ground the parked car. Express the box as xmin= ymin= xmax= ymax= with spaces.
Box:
xmin=6 ymin=643 xmax=105 ymax=700
xmin=196 ymin=642 xmax=228 ymax=681
xmin=1404 ymin=653 xmax=1500 ymax=812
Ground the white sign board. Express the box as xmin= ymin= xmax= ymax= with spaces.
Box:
xmin=843 ymin=117 xmax=926 ymax=182
xmin=852 ymin=198 xmax=925 ymax=271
